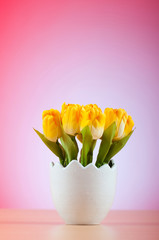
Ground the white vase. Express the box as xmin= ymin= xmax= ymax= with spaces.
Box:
xmin=50 ymin=160 xmax=117 ymax=225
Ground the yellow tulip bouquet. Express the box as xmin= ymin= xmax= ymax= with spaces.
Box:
xmin=34 ymin=103 xmax=134 ymax=168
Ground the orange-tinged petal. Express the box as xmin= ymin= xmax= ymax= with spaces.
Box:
xmin=42 ymin=109 xmax=61 ymax=142
xmin=124 ymin=115 xmax=134 ymax=137
xmin=61 ymin=103 xmax=82 ymax=135
xmin=80 ymin=104 xmax=105 ymax=139
xmin=104 ymin=108 xmax=134 ymax=141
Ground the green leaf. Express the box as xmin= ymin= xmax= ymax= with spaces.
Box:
xmin=60 ymin=127 xmax=78 ymax=164
xmin=87 ymin=140 xmax=97 ymax=164
xmin=80 ymin=126 xmax=94 ymax=167
xmin=104 ymin=130 xmax=134 ymax=164
xmin=95 ymin=122 xmax=116 ymax=168
xmin=69 ymin=135 xmax=79 ymax=155
xmin=33 ymin=128 xmax=64 ymax=165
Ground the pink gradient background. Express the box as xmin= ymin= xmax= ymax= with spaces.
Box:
xmin=0 ymin=0 xmax=159 ymax=209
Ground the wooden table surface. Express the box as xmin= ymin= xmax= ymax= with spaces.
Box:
xmin=0 ymin=210 xmax=159 ymax=240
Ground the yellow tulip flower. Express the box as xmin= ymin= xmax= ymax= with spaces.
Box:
xmin=42 ymin=109 xmax=62 ymax=142
xmin=80 ymin=104 xmax=105 ymax=139
xmin=104 ymin=108 xmax=134 ymax=140
xmin=61 ymin=103 xmax=82 ymax=135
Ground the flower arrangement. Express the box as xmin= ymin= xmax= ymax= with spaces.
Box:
xmin=34 ymin=103 xmax=134 ymax=168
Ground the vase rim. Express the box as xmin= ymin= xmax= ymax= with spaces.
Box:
xmin=51 ymin=159 xmax=117 ymax=171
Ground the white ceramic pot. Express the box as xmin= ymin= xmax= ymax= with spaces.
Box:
xmin=50 ymin=160 xmax=117 ymax=225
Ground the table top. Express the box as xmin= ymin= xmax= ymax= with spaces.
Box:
xmin=0 ymin=210 xmax=159 ymax=240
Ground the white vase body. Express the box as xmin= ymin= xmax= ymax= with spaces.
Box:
xmin=50 ymin=160 xmax=117 ymax=224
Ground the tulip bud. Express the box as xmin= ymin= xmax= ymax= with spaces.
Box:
xmin=80 ymin=104 xmax=105 ymax=140
xmin=42 ymin=109 xmax=62 ymax=142
xmin=104 ymin=108 xmax=134 ymax=140
xmin=61 ymin=103 xmax=81 ymax=135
